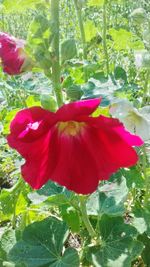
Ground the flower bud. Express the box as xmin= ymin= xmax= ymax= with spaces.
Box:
xmin=0 ymin=32 xmax=32 ymax=75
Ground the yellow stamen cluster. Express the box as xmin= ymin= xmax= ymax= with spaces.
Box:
xmin=58 ymin=121 xmax=86 ymax=136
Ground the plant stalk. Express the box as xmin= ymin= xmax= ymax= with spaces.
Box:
xmin=79 ymin=196 xmax=97 ymax=238
xmin=73 ymin=0 xmax=87 ymax=60
xmin=103 ymin=0 xmax=109 ymax=75
xmin=51 ymin=0 xmax=63 ymax=107
xmin=142 ymin=69 xmax=150 ymax=106
xmin=142 ymin=146 xmax=149 ymax=206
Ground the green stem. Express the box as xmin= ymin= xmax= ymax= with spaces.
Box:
xmin=102 ymin=0 xmax=109 ymax=75
xmin=73 ymin=0 xmax=87 ymax=60
xmin=142 ymin=146 xmax=149 ymax=206
xmin=51 ymin=0 xmax=63 ymax=107
xmin=141 ymin=69 xmax=150 ymax=106
xmin=12 ymin=179 xmax=24 ymax=229
xmin=79 ymin=197 xmax=97 ymax=238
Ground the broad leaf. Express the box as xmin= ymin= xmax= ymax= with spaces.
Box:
xmin=86 ymin=215 xmax=144 ymax=267
xmin=87 ymin=176 xmax=128 ymax=216
xmin=2 ymin=0 xmax=44 ymax=13
xmin=138 ymin=233 xmax=150 ymax=266
xmin=28 ymin=181 xmax=73 ymax=206
xmin=9 ymin=217 xmax=79 ymax=267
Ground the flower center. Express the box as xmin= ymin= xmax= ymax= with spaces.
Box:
xmin=57 ymin=121 xmax=86 ymax=136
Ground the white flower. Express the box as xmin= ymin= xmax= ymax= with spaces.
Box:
xmin=110 ymin=99 xmax=150 ymax=141
xmin=134 ymin=50 xmax=150 ymax=69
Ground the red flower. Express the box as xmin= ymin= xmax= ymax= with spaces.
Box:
xmin=0 ymin=32 xmax=31 ymax=75
xmin=7 ymin=99 xmax=143 ymax=194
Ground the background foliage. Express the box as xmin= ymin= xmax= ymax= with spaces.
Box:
xmin=0 ymin=0 xmax=150 ymax=266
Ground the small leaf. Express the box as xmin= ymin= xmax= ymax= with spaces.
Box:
xmin=114 ymin=66 xmax=127 ymax=82
xmin=40 ymin=94 xmax=57 ymax=112
xmin=61 ymin=39 xmax=77 ymax=63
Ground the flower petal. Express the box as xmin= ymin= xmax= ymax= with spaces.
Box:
xmin=87 ymin=115 xmax=144 ymax=146
xmin=81 ymin=120 xmax=141 ymax=179
xmin=56 ymin=98 xmax=101 ymax=121
xmin=8 ymin=130 xmax=52 ymax=188
xmin=47 ymin=128 xmax=100 ymax=194
xmin=8 ymin=107 xmax=56 ymax=142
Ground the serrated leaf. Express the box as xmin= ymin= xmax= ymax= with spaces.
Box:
xmin=8 ymin=217 xmax=79 ymax=267
xmin=86 ymin=215 xmax=143 ymax=267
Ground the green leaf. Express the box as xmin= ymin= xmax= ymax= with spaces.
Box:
xmin=61 ymin=39 xmax=77 ymax=63
xmin=26 ymin=95 xmax=41 ymax=108
xmin=132 ymin=207 xmax=150 ymax=235
xmin=84 ymin=21 xmax=97 ymax=42
xmin=86 ymin=215 xmax=143 ymax=267
xmin=3 ymin=109 xmax=20 ymax=135
xmin=120 ymin=167 xmax=144 ymax=189
xmin=8 ymin=217 xmax=79 ymax=267
xmin=3 ymin=0 xmax=44 ymax=13
xmin=0 ymin=230 xmax=17 ymax=259
xmin=60 ymin=205 xmax=80 ymax=233
xmin=0 ymin=180 xmax=27 ymax=218
xmin=109 ymin=28 xmax=144 ymax=50
xmin=27 ymin=12 xmax=52 ymax=71
xmin=82 ymin=77 xmax=118 ymax=106
xmin=40 ymin=95 xmax=57 ymax=112
xmin=138 ymin=233 xmax=150 ymax=266
xmin=114 ymin=66 xmax=127 ymax=83
xmin=87 ymin=176 xmax=128 ymax=216
xmin=49 ymin=248 xmax=79 ymax=267
xmin=28 ymin=181 xmax=73 ymax=206
xmin=88 ymin=0 xmax=104 ymax=7
xmin=66 ymin=84 xmax=83 ymax=101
